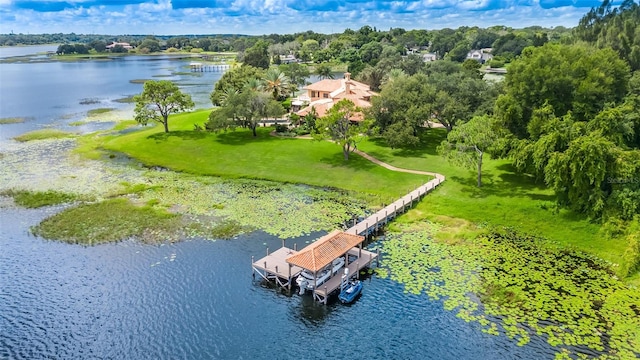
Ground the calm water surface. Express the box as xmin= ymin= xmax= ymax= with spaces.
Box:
xmin=0 ymin=51 xmax=556 ymax=359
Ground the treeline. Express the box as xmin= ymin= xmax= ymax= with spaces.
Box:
xmin=1 ymin=26 xmax=568 ymax=65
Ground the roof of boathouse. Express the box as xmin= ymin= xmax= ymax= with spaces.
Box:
xmin=286 ymin=230 xmax=365 ymax=272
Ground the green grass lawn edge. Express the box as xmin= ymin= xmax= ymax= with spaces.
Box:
xmin=97 ymin=109 xmax=632 ymax=279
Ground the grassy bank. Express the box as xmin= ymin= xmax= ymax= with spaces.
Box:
xmin=356 ymin=132 xmax=627 ymax=266
xmin=101 ymin=110 xmax=428 ymax=201
xmin=97 ymin=110 xmax=632 ymax=274
xmin=14 ymin=129 xmax=74 ymax=142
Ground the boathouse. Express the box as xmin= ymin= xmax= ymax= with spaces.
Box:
xmin=252 ymin=230 xmax=378 ymax=304
xmin=252 ymin=175 xmax=446 ymax=304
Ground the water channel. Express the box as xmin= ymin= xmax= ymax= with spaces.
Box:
xmin=0 ymin=47 xmax=555 ymax=359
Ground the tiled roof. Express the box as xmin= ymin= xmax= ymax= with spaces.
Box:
xmin=286 ymin=230 xmax=365 ymax=272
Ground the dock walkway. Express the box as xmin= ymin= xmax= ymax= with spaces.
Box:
xmin=252 ymin=149 xmax=445 ymax=303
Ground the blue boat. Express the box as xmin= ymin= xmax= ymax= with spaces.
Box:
xmin=338 ymin=280 xmax=363 ymax=304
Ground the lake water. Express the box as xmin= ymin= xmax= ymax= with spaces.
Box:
xmin=0 ymin=49 xmax=555 ymax=359
xmin=0 ymin=49 xmax=223 ymax=141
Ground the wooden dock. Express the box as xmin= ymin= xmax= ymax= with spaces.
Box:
xmin=189 ymin=62 xmax=231 ymax=72
xmin=252 ymin=247 xmax=303 ymax=289
xmin=312 ymin=248 xmax=377 ymax=304
xmin=345 ymin=176 xmax=445 ymax=237
xmin=252 ymin=154 xmax=446 ymax=304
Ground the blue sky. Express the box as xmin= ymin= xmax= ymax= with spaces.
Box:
xmin=0 ymin=0 xmax=605 ymax=35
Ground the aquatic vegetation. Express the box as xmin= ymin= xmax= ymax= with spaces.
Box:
xmin=0 ymin=189 xmax=83 ymax=208
xmin=379 ymin=224 xmax=640 ymax=358
xmin=68 ymin=121 xmax=86 ymax=126
xmin=0 ymin=139 xmax=146 ymax=196
xmin=129 ymin=79 xmax=151 ymax=84
xmin=32 ymin=198 xmax=183 ymax=244
xmin=87 ymin=108 xmax=114 ymax=116
xmin=1 ymin=137 xmax=367 ymax=241
xmin=79 ymin=98 xmax=101 ymax=105
xmin=13 ymin=129 xmax=74 ymax=142
xmin=0 ymin=117 xmax=27 ymax=124
xmin=114 ymin=96 xmax=136 ymax=103
xmin=129 ymin=173 xmax=367 ymax=239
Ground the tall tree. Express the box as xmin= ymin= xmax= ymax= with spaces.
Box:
xmin=438 ymin=115 xmax=502 ymax=187
xmin=315 ymin=63 xmax=334 ymax=79
xmin=210 ymin=66 xmax=264 ymax=106
xmin=242 ymin=40 xmax=270 ymax=69
xmin=279 ymin=62 xmax=310 ymax=89
xmin=262 ymin=68 xmax=291 ymax=100
xmin=133 ymin=80 xmax=194 ymax=133
xmin=207 ymin=88 xmax=284 ymax=137
xmin=495 ymin=43 xmax=630 ymax=138
xmin=313 ymin=99 xmax=370 ymax=160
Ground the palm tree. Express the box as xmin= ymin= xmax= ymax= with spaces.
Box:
xmin=315 ymin=63 xmax=334 ymax=80
xmin=243 ymin=78 xmax=263 ymax=92
xmin=357 ymin=65 xmax=385 ymax=92
xmin=263 ymin=68 xmax=290 ymax=100
xmin=381 ymin=68 xmax=407 ymax=87
xmin=218 ymin=87 xmax=238 ymax=106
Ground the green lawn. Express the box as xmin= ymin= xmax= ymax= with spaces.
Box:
xmin=102 ymin=110 xmax=428 ymax=202
xmin=101 ymin=110 xmax=628 ymax=269
xmin=358 ymin=131 xmax=627 ymax=266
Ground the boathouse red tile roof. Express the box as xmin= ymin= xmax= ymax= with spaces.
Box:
xmin=286 ymin=230 xmax=365 ymax=272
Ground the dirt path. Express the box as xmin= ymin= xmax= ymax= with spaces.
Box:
xmin=352 ymin=149 xmax=445 ymax=181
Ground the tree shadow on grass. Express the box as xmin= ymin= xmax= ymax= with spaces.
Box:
xmin=213 ymin=130 xmax=277 ymax=145
xmin=451 ymin=168 xmax=555 ymax=202
xmin=147 ymin=131 xmax=209 ymax=142
xmin=367 ymin=128 xmax=447 ymax=158
xmin=319 ymin=151 xmax=380 ymax=171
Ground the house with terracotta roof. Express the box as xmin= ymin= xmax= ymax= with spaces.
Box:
xmin=106 ymin=42 xmax=133 ymax=50
xmin=295 ymin=72 xmax=377 ymax=122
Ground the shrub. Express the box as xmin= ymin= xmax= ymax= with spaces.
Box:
xmin=274 ymin=124 xmax=289 ymax=133
xmin=488 ymin=59 xmax=505 ymax=68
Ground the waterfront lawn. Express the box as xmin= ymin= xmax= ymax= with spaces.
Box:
xmin=358 ymin=130 xmax=627 ymax=267
xmin=100 ymin=110 xmax=628 ymax=269
xmin=102 ymin=110 xmax=428 ymax=201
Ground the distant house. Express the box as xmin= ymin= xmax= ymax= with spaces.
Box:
xmin=422 ymin=53 xmax=437 ymax=62
xmin=279 ymin=54 xmax=299 ymax=64
xmin=295 ymin=72 xmax=377 ymax=122
xmin=466 ymin=49 xmax=493 ymax=63
xmin=106 ymin=42 xmax=133 ymax=50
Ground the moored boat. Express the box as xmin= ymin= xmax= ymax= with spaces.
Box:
xmin=296 ymin=257 xmax=345 ymax=294
xmin=338 ymin=280 xmax=363 ymax=304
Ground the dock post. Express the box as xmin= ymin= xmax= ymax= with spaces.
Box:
xmin=288 ymin=264 xmax=292 ymax=290
xmin=282 ymin=239 xmax=285 ymax=248
xmin=356 ymin=263 xmax=360 ymax=279
xmin=294 ymin=243 xmax=297 ymax=251
xmin=266 ymin=247 xmax=269 ymax=256
xmin=324 ymin=286 xmax=328 ymax=304
xmin=251 ymin=256 xmax=255 ymax=279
